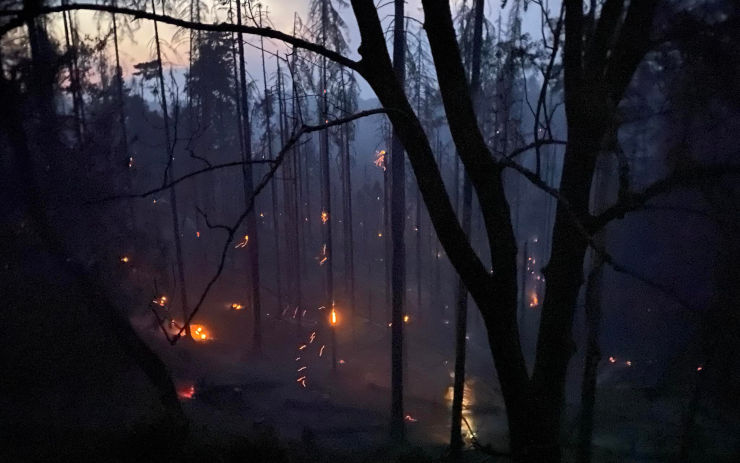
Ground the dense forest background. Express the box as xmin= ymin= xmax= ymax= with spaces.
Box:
xmin=1 ymin=0 xmax=739 ymax=462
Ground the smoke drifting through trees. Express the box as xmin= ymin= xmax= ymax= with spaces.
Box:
xmin=1 ymin=1 xmax=739 ymax=462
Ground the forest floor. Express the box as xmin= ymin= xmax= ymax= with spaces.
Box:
xmin=134 ymin=290 xmax=739 ymax=463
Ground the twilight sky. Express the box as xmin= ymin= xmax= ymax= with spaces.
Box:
xmin=54 ymin=0 xmax=557 ymax=99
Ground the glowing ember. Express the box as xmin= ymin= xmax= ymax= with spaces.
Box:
xmin=377 ymin=232 xmax=383 ymax=238
xmin=259 ymin=212 xmax=265 ymax=218
xmin=338 ymin=359 xmax=346 ymax=364
xmin=153 ymin=296 xmax=167 ymax=307
xmin=231 ymin=303 xmax=244 ymax=310
xmin=196 ymin=231 xmax=200 ymax=238
xmin=697 ymin=365 xmax=703 ymax=371
xmin=321 ymin=210 xmax=329 ymax=224
xmin=235 ymin=235 xmax=249 ymax=248
xmin=120 ymin=256 xmax=129 ymax=263
xmin=190 ymin=324 xmax=211 ymax=342
xmin=404 ymin=415 xmax=418 ymax=422
xmin=128 ymin=156 xmax=134 ymax=168
xmin=330 ymin=308 xmax=337 ymax=326
xmin=529 ymin=293 xmax=539 ymax=308
xmin=625 ymin=360 xmax=632 ymax=367
xmin=317 ymin=244 xmax=328 ymax=265
xmin=403 ymin=314 xmax=410 ymax=323
xmin=609 ymin=356 xmax=616 ymax=363
xmin=177 ymin=384 xmax=195 ymax=400
xmin=374 ymin=150 xmax=387 ymax=171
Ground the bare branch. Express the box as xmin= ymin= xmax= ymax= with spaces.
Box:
xmin=590 ymin=164 xmax=740 ymax=233
xmin=0 ymin=3 xmax=360 ymax=71
xmin=168 ymin=108 xmax=390 ymax=343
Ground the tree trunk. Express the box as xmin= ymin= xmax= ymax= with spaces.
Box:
xmin=111 ymin=3 xmax=133 ymax=230
xmin=235 ymin=0 xmax=262 ymax=352
xmin=259 ymin=8 xmax=283 ymax=318
xmin=389 ymin=0 xmax=407 ymax=442
xmin=152 ymin=0 xmax=191 ymax=338
xmin=319 ymin=0 xmax=336 ymax=369
xmin=339 ymin=68 xmax=356 ymax=338
xmin=451 ymin=0 xmax=484 ymax=454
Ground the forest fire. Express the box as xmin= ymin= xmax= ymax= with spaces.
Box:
xmin=374 ymin=149 xmax=386 ymax=170
xmin=177 ymin=384 xmax=195 ymax=400
xmin=317 ymin=244 xmax=328 ymax=265
xmin=330 ymin=307 xmax=338 ymax=325
xmin=4 ymin=0 xmax=732 ymax=459
xmin=445 ymin=381 xmax=477 ymax=442
xmin=190 ymin=324 xmax=211 ymax=342
xmin=235 ymin=235 xmax=249 ymax=248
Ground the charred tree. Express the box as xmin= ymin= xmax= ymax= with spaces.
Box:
xmin=389 ymin=0 xmax=406 ymax=443
xmin=151 ymin=0 xmax=191 ymax=339
xmin=234 ymin=0 xmax=263 ymax=352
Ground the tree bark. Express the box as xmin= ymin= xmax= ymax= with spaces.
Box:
xmin=235 ymin=0 xmax=262 ymax=352
xmin=389 ymin=0 xmax=406 ymax=442
xmin=152 ymin=0 xmax=191 ymax=339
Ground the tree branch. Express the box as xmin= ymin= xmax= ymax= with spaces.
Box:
xmin=0 ymin=3 xmax=360 ymax=71
xmin=590 ymin=164 xmax=740 ymax=233
xmin=168 ymin=108 xmax=390 ymax=343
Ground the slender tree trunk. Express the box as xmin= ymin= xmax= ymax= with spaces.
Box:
xmin=578 ymin=255 xmax=603 ymax=463
xmin=319 ymin=0 xmax=336 ymax=369
xmin=234 ymin=0 xmax=262 ymax=352
xmin=152 ymin=0 xmax=191 ymax=338
xmin=276 ymin=56 xmax=292 ymax=321
xmin=258 ymin=8 xmax=283 ymax=318
xmin=339 ymin=68 xmax=356 ymax=338
xmin=111 ymin=4 xmax=133 ymax=230
xmin=451 ymin=0 xmax=484 ymax=454
xmin=288 ymin=47 xmax=305 ymax=333
xmin=61 ymin=4 xmax=83 ymax=147
xmin=390 ymin=0 xmax=406 ymax=442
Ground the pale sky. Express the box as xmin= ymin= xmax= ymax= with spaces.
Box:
xmin=57 ymin=0 xmax=557 ymax=98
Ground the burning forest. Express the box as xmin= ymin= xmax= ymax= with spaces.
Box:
xmin=1 ymin=0 xmax=739 ymax=462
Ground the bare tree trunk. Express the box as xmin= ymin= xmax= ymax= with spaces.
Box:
xmin=111 ymin=3 xmax=132 ymax=229
xmin=61 ymin=4 xmax=83 ymax=147
xmin=258 ymin=7 xmax=283 ymax=318
xmin=319 ymin=0 xmax=336 ymax=369
xmin=152 ymin=0 xmax=191 ymax=338
xmin=450 ymin=0 xmax=483 ymax=454
xmin=235 ymin=0 xmax=262 ymax=352
xmin=390 ymin=0 xmax=406 ymax=442
xmin=340 ymin=69 xmax=356 ymax=338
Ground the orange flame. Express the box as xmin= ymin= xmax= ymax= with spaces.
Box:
xmin=374 ymin=150 xmax=387 ymax=171
xmin=235 ymin=235 xmax=249 ymax=248
xmin=330 ymin=308 xmax=337 ymax=326
xmin=321 ymin=210 xmax=329 ymax=224
xmin=190 ymin=324 xmax=210 ymax=342
xmin=529 ymin=293 xmax=539 ymax=308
